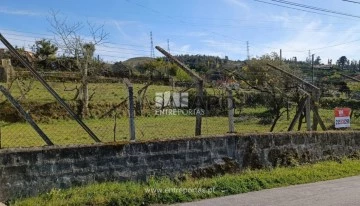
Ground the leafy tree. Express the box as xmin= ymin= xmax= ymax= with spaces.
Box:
xmin=314 ymin=56 xmax=321 ymax=65
xmin=33 ymin=39 xmax=58 ymax=60
xmin=32 ymin=39 xmax=58 ymax=70
xmin=111 ymin=61 xmax=131 ymax=77
xmin=175 ymin=54 xmax=224 ymax=73
xmin=350 ymin=60 xmax=358 ymax=71
xmin=224 ymin=55 xmax=229 ymax=64
xmin=175 ymin=68 xmax=191 ymax=82
xmin=137 ymin=58 xmax=179 ymax=78
xmin=338 ymin=56 xmax=348 ymax=69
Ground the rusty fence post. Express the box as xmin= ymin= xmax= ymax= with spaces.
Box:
xmin=124 ymin=78 xmax=136 ymax=141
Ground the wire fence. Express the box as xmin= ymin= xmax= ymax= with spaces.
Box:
xmin=0 ymin=68 xmax=238 ymax=148
xmin=1 ymin=37 xmax=360 ymax=149
xmin=2 ymin=73 xmax=360 ymax=149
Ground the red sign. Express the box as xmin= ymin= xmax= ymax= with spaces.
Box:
xmin=334 ymin=108 xmax=351 ymax=128
xmin=334 ymin=108 xmax=351 ymax=117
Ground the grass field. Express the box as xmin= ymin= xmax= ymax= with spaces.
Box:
xmin=12 ymin=158 xmax=360 ymax=206
xmin=1 ymin=81 xmax=189 ymax=104
xmin=1 ymin=107 xmax=359 ymax=148
xmin=1 ymin=81 xmax=359 ymax=148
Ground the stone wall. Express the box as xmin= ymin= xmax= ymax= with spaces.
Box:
xmin=1 ymin=131 xmax=360 ymax=201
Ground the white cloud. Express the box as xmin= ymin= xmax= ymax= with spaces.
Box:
xmin=224 ymin=0 xmax=249 ymax=10
xmin=0 ymin=30 xmax=40 ymax=51
xmin=179 ymin=44 xmax=191 ymax=53
xmin=95 ymin=42 xmax=150 ymax=63
xmin=0 ymin=7 xmax=44 ymax=16
xmin=112 ymin=20 xmax=133 ymax=39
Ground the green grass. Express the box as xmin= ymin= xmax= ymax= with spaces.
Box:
xmin=12 ymin=158 xmax=360 ymax=206
xmin=0 ymin=115 xmax=265 ymax=148
xmin=0 ymin=81 xmax=189 ymax=104
xmin=2 ymin=80 xmax=360 ymax=148
xmin=2 ymin=107 xmax=360 ymax=148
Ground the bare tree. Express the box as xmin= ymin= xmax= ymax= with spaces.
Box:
xmin=48 ymin=10 xmax=108 ymax=117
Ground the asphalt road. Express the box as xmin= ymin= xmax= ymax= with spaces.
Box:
xmin=175 ymin=175 xmax=360 ymax=206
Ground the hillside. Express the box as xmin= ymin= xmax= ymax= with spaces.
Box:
xmin=122 ymin=55 xmax=244 ymax=75
xmin=122 ymin=57 xmax=153 ymax=68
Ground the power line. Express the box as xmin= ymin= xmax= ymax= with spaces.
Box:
xmin=0 ymin=33 xmax=215 ymax=58
xmin=342 ymin=0 xmax=360 ymax=4
xmin=6 ymin=22 xmax=360 ymax=55
xmin=254 ymin=0 xmax=358 ymax=20
xmin=3 ymin=23 xmax=360 ymax=61
xmin=125 ymin=0 xmax=360 ymax=57
xmin=0 ymin=30 xmax=151 ymax=53
xmin=0 ymin=28 xmax=151 ymax=49
xmin=125 ymin=0 xmax=248 ymax=45
xmin=270 ymin=0 xmax=360 ymax=19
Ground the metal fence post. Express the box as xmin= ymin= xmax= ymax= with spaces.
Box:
xmin=124 ymin=78 xmax=136 ymax=141
xmin=227 ymin=88 xmax=235 ymax=133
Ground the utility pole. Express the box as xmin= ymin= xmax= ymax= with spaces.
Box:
xmin=311 ymin=54 xmax=315 ymax=84
xmin=280 ymin=49 xmax=282 ymax=62
xmin=167 ymin=39 xmax=170 ymax=53
xmin=246 ymin=41 xmax=250 ymax=60
xmin=150 ymin=31 xmax=155 ymax=58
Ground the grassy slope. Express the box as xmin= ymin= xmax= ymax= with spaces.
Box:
xmin=12 ymin=159 xmax=360 ymax=206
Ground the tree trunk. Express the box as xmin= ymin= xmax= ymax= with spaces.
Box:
xmin=82 ymin=57 xmax=89 ymax=118
xmin=270 ymin=114 xmax=281 ymax=132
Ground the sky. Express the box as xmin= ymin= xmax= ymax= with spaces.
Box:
xmin=1 ymin=0 xmax=360 ymax=63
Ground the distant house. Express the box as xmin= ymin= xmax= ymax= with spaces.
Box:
xmin=22 ymin=51 xmax=36 ymax=63
xmin=314 ymin=65 xmax=332 ymax=70
xmin=0 ymin=48 xmax=36 ymax=63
